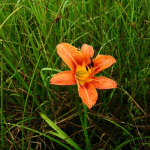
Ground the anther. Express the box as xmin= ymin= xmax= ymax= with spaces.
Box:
xmin=86 ymin=66 xmax=88 ymax=71
xmin=88 ymin=64 xmax=91 ymax=69
xmin=90 ymin=57 xmax=94 ymax=67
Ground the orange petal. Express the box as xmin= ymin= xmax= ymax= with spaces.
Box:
xmin=78 ymin=83 xmax=98 ymax=109
xmin=81 ymin=44 xmax=94 ymax=64
xmin=57 ymin=43 xmax=83 ymax=72
xmin=50 ymin=71 xmax=76 ymax=85
xmin=92 ymin=55 xmax=116 ymax=74
xmin=91 ymin=76 xmax=117 ymax=89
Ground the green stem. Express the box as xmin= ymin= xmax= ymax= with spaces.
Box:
xmin=84 ymin=105 xmax=90 ymax=150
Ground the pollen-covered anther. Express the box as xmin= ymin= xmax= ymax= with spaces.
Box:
xmin=86 ymin=66 xmax=88 ymax=71
xmin=90 ymin=57 xmax=94 ymax=67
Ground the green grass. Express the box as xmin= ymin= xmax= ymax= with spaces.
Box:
xmin=0 ymin=0 xmax=150 ymax=149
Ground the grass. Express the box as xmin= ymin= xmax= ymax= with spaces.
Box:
xmin=0 ymin=0 xmax=150 ymax=149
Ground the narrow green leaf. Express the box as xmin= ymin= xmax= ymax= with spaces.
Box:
xmin=39 ymin=112 xmax=82 ymax=150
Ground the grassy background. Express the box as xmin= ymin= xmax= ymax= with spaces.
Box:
xmin=0 ymin=0 xmax=150 ymax=149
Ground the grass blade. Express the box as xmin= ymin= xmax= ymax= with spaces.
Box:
xmin=0 ymin=39 xmax=4 ymax=149
xmin=39 ymin=112 xmax=82 ymax=150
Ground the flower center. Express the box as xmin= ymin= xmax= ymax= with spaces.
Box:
xmin=75 ymin=64 xmax=92 ymax=85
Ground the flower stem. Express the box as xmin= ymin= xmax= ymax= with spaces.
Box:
xmin=83 ymin=105 xmax=91 ymax=150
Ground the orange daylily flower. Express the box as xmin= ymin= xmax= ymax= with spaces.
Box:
xmin=50 ymin=43 xmax=117 ymax=109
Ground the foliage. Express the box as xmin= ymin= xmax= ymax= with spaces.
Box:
xmin=0 ymin=0 xmax=150 ymax=149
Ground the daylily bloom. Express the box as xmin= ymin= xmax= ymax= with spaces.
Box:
xmin=50 ymin=43 xmax=117 ymax=109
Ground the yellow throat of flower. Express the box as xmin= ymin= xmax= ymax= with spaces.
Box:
xmin=75 ymin=64 xmax=92 ymax=85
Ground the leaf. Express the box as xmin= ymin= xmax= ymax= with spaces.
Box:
xmin=39 ymin=112 xmax=82 ymax=150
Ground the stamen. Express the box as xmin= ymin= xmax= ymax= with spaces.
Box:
xmin=91 ymin=61 xmax=94 ymax=67
xmin=88 ymin=64 xmax=91 ymax=69
xmin=90 ymin=57 xmax=94 ymax=67
xmin=86 ymin=66 xmax=88 ymax=71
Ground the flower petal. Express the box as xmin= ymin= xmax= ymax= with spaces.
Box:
xmin=91 ymin=76 xmax=117 ymax=89
xmin=81 ymin=44 xmax=94 ymax=64
xmin=57 ymin=43 xmax=83 ymax=72
xmin=92 ymin=55 xmax=116 ymax=74
xmin=78 ymin=83 xmax=98 ymax=109
xmin=50 ymin=71 xmax=76 ymax=85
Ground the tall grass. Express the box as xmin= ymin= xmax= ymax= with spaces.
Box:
xmin=0 ymin=0 xmax=150 ymax=149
